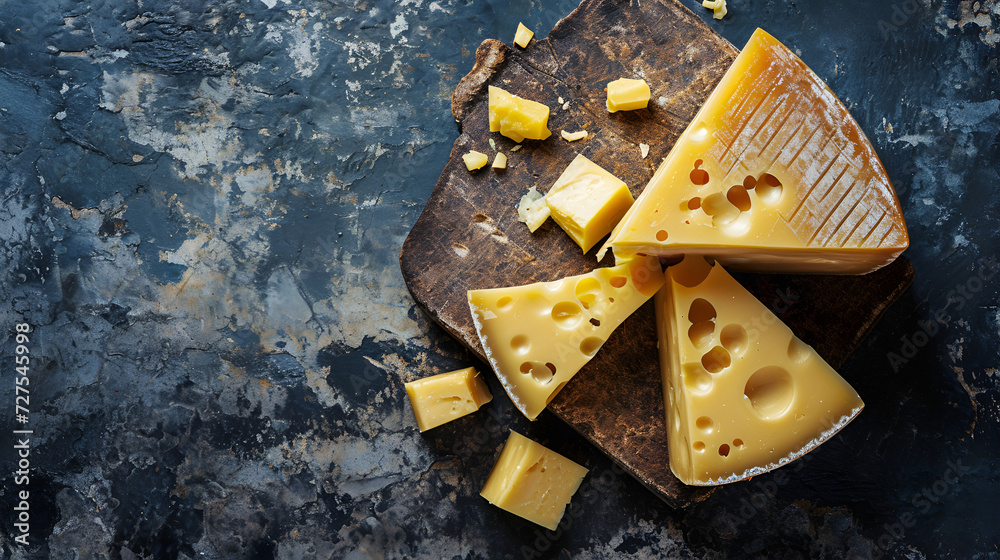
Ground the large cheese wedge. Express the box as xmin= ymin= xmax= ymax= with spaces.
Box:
xmin=600 ymin=29 xmax=908 ymax=274
xmin=656 ymin=255 xmax=864 ymax=485
xmin=468 ymin=256 xmax=665 ymax=420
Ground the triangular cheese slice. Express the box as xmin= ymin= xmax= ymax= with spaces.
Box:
xmin=655 ymin=255 xmax=863 ymax=485
xmin=601 ymin=29 xmax=908 ymax=274
xmin=468 ymin=256 xmax=665 ymax=420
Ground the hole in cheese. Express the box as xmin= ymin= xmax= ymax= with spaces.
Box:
xmin=733 ymin=438 xmax=744 ymax=448
xmin=787 ymin=336 xmax=811 ymax=363
xmin=744 ymin=366 xmax=794 ymax=419
xmin=575 ymin=277 xmax=601 ymax=308
xmin=701 ymin=346 xmax=732 ymax=373
xmin=688 ymin=298 xmax=717 ymax=323
xmin=520 ymin=361 xmax=556 ymax=385
xmin=688 ymin=321 xmax=715 ymax=349
xmin=756 ymin=173 xmax=783 ymax=204
xmin=720 ymin=324 xmax=749 ymax=356
xmin=682 ymin=362 xmax=713 ymax=395
xmin=673 ymin=256 xmax=714 ymax=288
xmin=580 ymin=336 xmax=603 ymax=357
xmin=719 ymin=443 xmax=731 ymax=457
xmin=609 ymin=276 xmax=627 ymax=289
xmin=693 ymin=441 xmax=706 ymax=453
xmin=695 ymin=416 xmax=714 ymax=433
xmin=655 ymin=230 xmax=668 ymax=241
xmin=497 ymin=296 xmax=513 ymax=310
xmin=727 ymin=185 xmax=752 ymax=212
xmin=743 ymin=175 xmax=757 ymax=190
xmin=701 ymin=192 xmax=740 ymax=226
xmin=551 ymin=301 xmax=583 ymax=328
xmin=687 ymin=197 xmax=702 ymax=211
xmin=690 ymin=159 xmax=710 ymax=185
xmin=589 ymin=318 xmax=601 ymax=327
xmin=510 ymin=335 xmax=530 ymax=355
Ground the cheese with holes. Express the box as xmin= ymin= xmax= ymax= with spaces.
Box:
xmin=513 ymin=22 xmax=534 ymax=48
xmin=480 ymin=431 xmax=588 ymax=530
xmin=606 ymin=78 xmax=651 ymax=113
xmin=405 ymin=367 xmax=493 ymax=432
xmin=600 ymin=29 xmax=908 ymax=274
xmin=655 ymin=255 xmax=864 ymax=485
xmin=489 ymin=85 xmax=552 ymax=143
xmin=545 ymin=154 xmax=635 ymax=253
xmin=468 ymin=256 xmax=664 ymax=420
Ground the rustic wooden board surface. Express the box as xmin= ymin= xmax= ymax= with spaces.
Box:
xmin=400 ymin=0 xmax=914 ymax=507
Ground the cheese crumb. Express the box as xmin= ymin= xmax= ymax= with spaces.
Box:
xmin=511 ymin=144 xmax=523 ymax=152
xmin=463 ymin=150 xmax=489 ymax=171
xmin=640 ymin=143 xmax=650 ymax=159
xmin=492 ymin=153 xmax=508 ymax=169
xmin=513 ymin=23 xmax=534 ymax=48
xmin=702 ymin=0 xmax=727 ymax=19
xmin=561 ymin=130 xmax=588 ymax=142
xmin=517 ymin=187 xmax=550 ymax=232
xmin=562 ymin=101 xmax=570 ymax=110
xmin=558 ymin=97 xmax=565 ymax=104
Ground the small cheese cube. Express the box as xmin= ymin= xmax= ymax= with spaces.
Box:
xmin=404 ymin=367 xmax=493 ymax=432
xmin=480 ymin=431 xmax=588 ymax=530
xmin=488 ymin=85 xmax=552 ymax=142
xmin=516 ymin=186 xmax=550 ymax=232
xmin=545 ymin=154 xmax=635 ymax=253
xmin=462 ymin=150 xmax=489 ymax=171
xmin=606 ymin=78 xmax=651 ymax=113
xmin=513 ymin=23 xmax=534 ymax=48
xmin=492 ymin=153 xmax=508 ymax=169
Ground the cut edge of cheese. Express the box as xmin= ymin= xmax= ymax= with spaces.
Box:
xmin=468 ymin=256 xmax=664 ymax=420
xmin=655 ymin=255 xmax=864 ymax=486
xmin=600 ymin=28 xmax=908 ymax=274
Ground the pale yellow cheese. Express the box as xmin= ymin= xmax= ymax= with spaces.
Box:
xmin=468 ymin=256 xmax=664 ymax=420
xmin=606 ymin=78 xmax=651 ymax=112
xmin=493 ymin=152 xmax=508 ymax=169
xmin=560 ymin=129 xmax=588 ymax=142
xmin=405 ymin=367 xmax=493 ymax=432
xmin=462 ymin=150 xmax=489 ymax=171
xmin=703 ymin=0 xmax=727 ymax=19
xmin=480 ymin=431 xmax=588 ymax=530
xmin=545 ymin=155 xmax=635 ymax=253
xmin=513 ymin=23 xmax=534 ymax=48
xmin=488 ymin=85 xmax=552 ymax=143
xmin=516 ymin=186 xmax=550 ymax=232
xmin=655 ymin=255 xmax=864 ymax=485
xmin=600 ymin=29 xmax=908 ymax=273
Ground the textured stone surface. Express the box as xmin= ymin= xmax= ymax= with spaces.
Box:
xmin=0 ymin=0 xmax=997 ymax=559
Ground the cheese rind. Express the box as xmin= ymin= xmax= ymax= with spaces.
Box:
xmin=468 ymin=256 xmax=664 ymax=420
xmin=404 ymin=367 xmax=493 ymax=432
xmin=480 ymin=431 xmax=588 ymax=530
xmin=655 ymin=255 xmax=864 ymax=485
xmin=606 ymin=78 xmax=651 ymax=112
xmin=488 ymin=85 xmax=552 ymax=142
xmin=601 ymin=29 xmax=908 ymax=273
xmin=544 ymin=155 xmax=635 ymax=253
xmin=513 ymin=22 xmax=534 ymax=48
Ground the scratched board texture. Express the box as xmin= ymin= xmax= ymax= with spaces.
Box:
xmin=0 ymin=0 xmax=997 ymax=559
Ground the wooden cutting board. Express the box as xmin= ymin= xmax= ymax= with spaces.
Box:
xmin=400 ymin=0 xmax=914 ymax=507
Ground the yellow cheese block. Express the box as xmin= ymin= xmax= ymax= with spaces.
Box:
xmin=488 ymin=85 xmax=552 ymax=143
xmin=606 ymin=78 xmax=651 ymax=112
xmin=404 ymin=367 xmax=493 ymax=432
xmin=545 ymin=154 xmax=635 ymax=253
xmin=600 ymin=29 xmax=908 ymax=273
xmin=655 ymin=255 xmax=864 ymax=485
xmin=468 ymin=256 xmax=664 ymax=420
xmin=480 ymin=431 xmax=588 ymax=530
xmin=513 ymin=22 xmax=534 ymax=48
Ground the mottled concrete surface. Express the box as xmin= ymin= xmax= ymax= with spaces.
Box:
xmin=0 ymin=0 xmax=997 ymax=559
